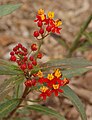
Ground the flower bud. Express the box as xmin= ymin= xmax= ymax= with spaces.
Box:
xmin=34 ymin=31 xmax=39 ymax=37
xmin=37 ymin=21 xmax=42 ymax=27
xmin=20 ymin=63 xmax=27 ymax=70
xmin=39 ymin=28 xmax=44 ymax=34
xmin=28 ymin=63 xmax=33 ymax=69
xmin=32 ymin=60 xmax=37 ymax=66
xmin=24 ymin=80 xmax=32 ymax=87
xmin=46 ymin=26 xmax=52 ymax=32
xmin=29 ymin=56 xmax=34 ymax=61
xmin=37 ymin=52 xmax=42 ymax=59
xmin=10 ymin=55 xmax=16 ymax=61
xmin=31 ymin=44 xmax=37 ymax=51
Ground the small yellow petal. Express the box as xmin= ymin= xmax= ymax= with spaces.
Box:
xmin=54 ymin=69 xmax=61 ymax=78
xmin=47 ymin=74 xmax=54 ymax=80
xmin=37 ymin=70 xmax=43 ymax=78
xmin=40 ymin=14 xmax=45 ymax=20
xmin=48 ymin=11 xmax=54 ymax=19
xmin=40 ymin=86 xmax=48 ymax=92
xmin=38 ymin=9 xmax=44 ymax=15
xmin=53 ymin=84 xmax=59 ymax=89
xmin=55 ymin=19 xmax=62 ymax=26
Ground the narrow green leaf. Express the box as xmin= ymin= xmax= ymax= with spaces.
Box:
xmin=0 ymin=99 xmax=19 ymax=118
xmin=84 ymin=32 xmax=92 ymax=45
xmin=62 ymin=67 xmax=91 ymax=78
xmin=0 ymin=59 xmax=23 ymax=75
xmin=77 ymin=41 xmax=90 ymax=52
xmin=15 ymin=108 xmax=32 ymax=120
xmin=51 ymin=33 xmax=69 ymax=49
xmin=39 ymin=58 xmax=92 ymax=78
xmin=14 ymin=84 xmax=23 ymax=99
xmin=14 ymin=117 xmax=31 ymax=120
xmin=62 ymin=86 xmax=87 ymax=120
xmin=31 ymin=66 xmax=40 ymax=74
xmin=0 ymin=65 xmax=23 ymax=75
xmin=0 ymin=75 xmax=24 ymax=101
xmin=67 ymin=13 xmax=92 ymax=57
xmin=41 ymin=58 xmax=92 ymax=70
xmin=26 ymin=105 xmax=66 ymax=120
xmin=0 ymin=4 xmax=22 ymax=17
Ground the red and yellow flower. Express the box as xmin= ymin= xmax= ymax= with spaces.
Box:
xmin=39 ymin=86 xmax=51 ymax=100
xmin=37 ymin=69 xmax=69 ymax=100
xmin=34 ymin=8 xmax=62 ymax=38
xmin=51 ymin=84 xmax=63 ymax=96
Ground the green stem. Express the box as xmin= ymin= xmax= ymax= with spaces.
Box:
xmin=67 ymin=13 xmax=92 ymax=57
xmin=34 ymin=38 xmax=43 ymax=59
xmin=16 ymin=85 xmax=20 ymax=98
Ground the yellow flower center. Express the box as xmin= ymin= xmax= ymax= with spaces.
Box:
xmin=37 ymin=70 xmax=43 ymax=78
xmin=55 ymin=19 xmax=62 ymax=27
xmin=48 ymin=11 xmax=54 ymax=19
xmin=38 ymin=9 xmax=44 ymax=15
xmin=40 ymin=86 xmax=48 ymax=92
xmin=40 ymin=14 xmax=45 ymax=20
xmin=47 ymin=74 xmax=54 ymax=80
xmin=53 ymin=84 xmax=59 ymax=89
xmin=54 ymin=69 xmax=61 ymax=78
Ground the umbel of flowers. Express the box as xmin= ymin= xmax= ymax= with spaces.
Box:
xmin=37 ymin=69 xmax=69 ymax=100
xmin=34 ymin=8 xmax=62 ymax=39
xmin=10 ymin=9 xmax=69 ymax=100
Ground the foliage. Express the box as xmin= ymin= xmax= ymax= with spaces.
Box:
xmin=26 ymin=105 xmax=66 ymax=120
xmin=0 ymin=99 xmax=20 ymax=118
xmin=62 ymin=86 xmax=87 ymax=120
xmin=0 ymin=4 xmax=21 ymax=17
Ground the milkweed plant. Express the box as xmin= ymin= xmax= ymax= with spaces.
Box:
xmin=0 ymin=3 xmax=92 ymax=120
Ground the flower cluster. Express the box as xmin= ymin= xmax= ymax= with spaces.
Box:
xmin=10 ymin=43 xmax=41 ymax=70
xmin=37 ymin=69 xmax=69 ymax=100
xmin=10 ymin=43 xmax=43 ymax=88
xmin=10 ymin=43 xmax=42 ymax=73
xmin=34 ymin=9 xmax=62 ymax=39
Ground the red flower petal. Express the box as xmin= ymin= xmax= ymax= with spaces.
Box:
xmin=58 ymin=89 xmax=63 ymax=93
xmin=54 ymin=90 xmax=58 ymax=96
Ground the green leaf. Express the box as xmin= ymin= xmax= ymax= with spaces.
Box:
xmin=14 ymin=84 xmax=23 ymax=99
xmin=0 ymin=59 xmax=23 ymax=75
xmin=41 ymin=58 xmax=92 ymax=70
xmin=15 ymin=108 xmax=32 ymax=120
xmin=39 ymin=58 xmax=92 ymax=78
xmin=26 ymin=105 xmax=66 ymax=120
xmin=77 ymin=41 xmax=90 ymax=52
xmin=84 ymin=32 xmax=92 ymax=45
xmin=0 ymin=99 xmax=19 ymax=118
xmin=51 ymin=33 xmax=69 ymax=49
xmin=0 ymin=4 xmax=22 ymax=17
xmin=14 ymin=117 xmax=31 ymax=120
xmin=31 ymin=66 xmax=40 ymax=74
xmin=62 ymin=86 xmax=87 ymax=120
xmin=62 ymin=67 xmax=91 ymax=78
xmin=0 ymin=75 xmax=24 ymax=101
xmin=0 ymin=65 xmax=23 ymax=75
